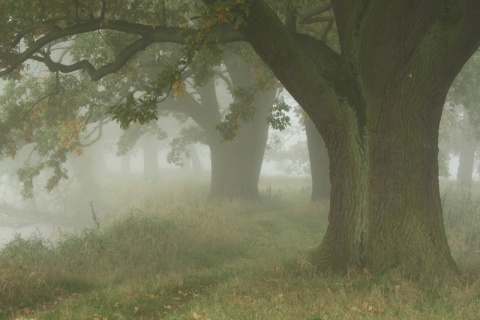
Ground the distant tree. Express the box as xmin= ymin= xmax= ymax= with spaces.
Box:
xmin=265 ymin=108 xmax=330 ymax=201
xmin=447 ymin=51 xmax=480 ymax=184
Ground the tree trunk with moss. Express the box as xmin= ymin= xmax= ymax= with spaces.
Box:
xmin=221 ymin=0 xmax=480 ymax=277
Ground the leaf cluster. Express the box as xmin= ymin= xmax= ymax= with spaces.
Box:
xmin=215 ymin=85 xmax=256 ymax=141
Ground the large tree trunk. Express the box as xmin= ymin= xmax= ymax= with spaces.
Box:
xmin=222 ymin=0 xmax=480 ymax=277
xmin=178 ymin=82 xmax=271 ymax=201
xmin=310 ymin=100 xmax=456 ymax=276
xmin=207 ymin=89 xmax=274 ymax=201
xmin=188 ymin=56 xmax=275 ymax=201
xmin=305 ymin=118 xmax=330 ymax=201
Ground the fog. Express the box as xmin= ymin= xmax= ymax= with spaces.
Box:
xmin=0 ymin=131 xmax=473 ymax=250
xmin=0 ymin=105 xmax=307 ymax=248
xmin=0 ymin=50 xmax=478 ymax=251
xmin=0 ymin=104 xmax=476 ymax=251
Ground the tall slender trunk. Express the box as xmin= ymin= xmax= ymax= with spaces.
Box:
xmin=305 ymin=118 xmax=330 ymax=201
xmin=457 ymin=110 xmax=476 ymax=185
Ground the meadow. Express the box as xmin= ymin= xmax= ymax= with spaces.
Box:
xmin=1 ymin=176 xmax=480 ymax=319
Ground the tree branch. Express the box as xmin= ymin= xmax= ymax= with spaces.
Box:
xmin=202 ymin=0 xmax=344 ymax=124
xmin=32 ymin=36 xmax=154 ymax=80
xmin=80 ymin=116 xmax=109 ymax=147
xmin=0 ymin=20 xmax=244 ymax=80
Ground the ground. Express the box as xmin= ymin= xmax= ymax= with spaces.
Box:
xmin=1 ymin=176 xmax=480 ymax=319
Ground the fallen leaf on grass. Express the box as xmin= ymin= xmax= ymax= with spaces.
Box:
xmin=349 ymin=306 xmax=361 ymax=313
xmin=192 ymin=311 xmax=202 ymax=319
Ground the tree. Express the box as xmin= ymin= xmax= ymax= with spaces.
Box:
xmin=224 ymin=0 xmax=480 ymax=277
xmin=0 ymin=29 xmax=277 ymax=202
xmin=167 ymin=64 xmax=277 ymax=201
xmin=2 ymin=0 xmax=479 ymax=278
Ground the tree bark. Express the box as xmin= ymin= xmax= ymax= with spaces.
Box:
xmin=305 ymin=118 xmax=330 ymax=201
xmin=218 ymin=0 xmax=480 ymax=277
xmin=310 ymin=101 xmax=457 ymax=276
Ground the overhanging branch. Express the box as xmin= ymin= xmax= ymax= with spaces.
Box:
xmin=0 ymin=19 xmax=244 ymax=80
xmin=32 ymin=36 xmax=154 ymax=80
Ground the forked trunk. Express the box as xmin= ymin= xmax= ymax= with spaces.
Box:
xmin=311 ymin=84 xmax=457 ymax=277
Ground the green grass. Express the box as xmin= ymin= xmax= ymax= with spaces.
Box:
xmin=2 ymin=178 xmax=480 ymax=319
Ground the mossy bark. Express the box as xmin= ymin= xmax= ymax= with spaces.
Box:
xmin=311 ymin=104 xmax=457 ymax=276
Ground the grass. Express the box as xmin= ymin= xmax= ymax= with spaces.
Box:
xmin=1 ymin=177 xmax=480 ymax=319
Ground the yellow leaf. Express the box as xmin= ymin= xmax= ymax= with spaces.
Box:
xmin=192 ymin=311 xmax=202 ymax=319
xmin=363 ymin=301 xmax=369 ymax=310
